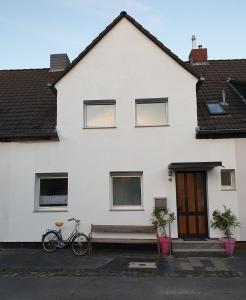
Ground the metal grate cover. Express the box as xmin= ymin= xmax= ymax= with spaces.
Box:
xmin=128 ymin=262 xmax=157 ymax=269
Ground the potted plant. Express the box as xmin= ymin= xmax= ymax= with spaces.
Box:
xmin=152 ymin=208 xmax=175 ymax=255
xmin=211 ymin=205 xmax=240 ymax=255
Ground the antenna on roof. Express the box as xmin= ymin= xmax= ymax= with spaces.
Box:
xmin=192 ymin=35 xmax=197 ymax=49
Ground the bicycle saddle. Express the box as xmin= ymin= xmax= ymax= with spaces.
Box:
xmin=55 ymin=221 xmax=64 ymax=227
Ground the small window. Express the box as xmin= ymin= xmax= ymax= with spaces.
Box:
xmin=110 ymin=172 xmax=143 ymax=209
xmin=135 ymin=98 xmax=168 ymax=126
xmin=35 ymin=173 xmax=68 ymax=210
xmin=221 ymin=169 xmax=236 ymax=190
xmin=206 ymin=102 xmax=225 ymax=115
xmin=84 ymin=100 xmax=116 ymax=128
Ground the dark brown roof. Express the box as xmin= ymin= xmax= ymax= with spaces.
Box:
xmin=1 ymin=60 xmax=246 ymax=141
xmin=0 ymin=68 xmax=62 ymax=141
xmin=1 ymin=13 xmax=246 ymax=141
xmin=53 ymin=11 xmax=199 ymax=85
xmin=189 ymin=59 xmax=246 ymax=138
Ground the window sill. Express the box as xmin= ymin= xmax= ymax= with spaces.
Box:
xmin=83 ymin=126 xmax=117 ymax=129
xmin=110 ymin=206 xmax=144 ymax=211
xmin=135 ymin=124 xmax=169 ymax=128
xmin=221 ymin=188 xmax=237 ymax=191
xmin=33 ymin=207 xmax=68 ymax=212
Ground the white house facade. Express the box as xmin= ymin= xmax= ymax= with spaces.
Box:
xmin=0 ymin=12 xmax=246 ymax=243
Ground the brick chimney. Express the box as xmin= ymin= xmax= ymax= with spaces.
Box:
xmin=189 ymin=35 xmax=208 ymax=64
xmin=50 ymin=54 xmax=70 ymax=72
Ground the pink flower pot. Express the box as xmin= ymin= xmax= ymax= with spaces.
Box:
xmin=221 ymin=237 xmax=236 ymax=256
xmin=159 ymin=237 xmax=171 ymax=255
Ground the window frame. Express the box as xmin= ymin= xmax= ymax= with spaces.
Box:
xmin=83 ymin=100 xmax=116 ymax=129
xmin=34 ymin=173 xmax=68 ymax=212
xmin=221 ymin=169 xmax=236 ymax=191
xmin=206 ymin=101 xmax=226 ymax=115
xmin=110 ymin=171 xmax=144 ymax=211
xmin=135 ymin=98 xmax=169 ymax=127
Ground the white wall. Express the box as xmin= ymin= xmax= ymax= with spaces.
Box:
xmin=235 ymin=139 xmax=246 ymax=240
xmin=0 ymin=18 xmax=242 ymax=241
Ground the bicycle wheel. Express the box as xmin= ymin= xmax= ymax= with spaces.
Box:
xmin=42 ymin=231 xmax=59 ymax=253
xmin=71 ymin=233 xmax=90 ymax=256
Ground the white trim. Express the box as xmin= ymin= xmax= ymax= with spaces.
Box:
xmin=33 ymin=207 xmax=68 ymax=213
xmin=221 ymin=169 xmax=236 ymax=191
xmin=110 ymin=206 xmax=144 ymax=211
xmin=110 ymin=172 xmax=143 ymax=210
xmin=34 ymin=173 xmax=68 ymax=212
xmin=135 ymin=98 xmax=169 ymax=127
xmin=83 ymin=100 xmax=116 ymax=129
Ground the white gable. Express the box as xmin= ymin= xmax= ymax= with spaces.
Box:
xmin=55 ymin=18 xmax=197 ymax=90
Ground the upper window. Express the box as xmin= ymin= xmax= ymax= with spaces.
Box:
xmin=206 ymin=102 xmax=225 ymax=115
xmin=110 ymin=171 xmax=143 ymax=209
xmin=221 ymin=169 xmax=236 ymax=190
xmin=135 ymin=98 xmax=168 ymax=127
xmin=84 ymin=100 xmax=116 ymax=128
xmin=35 ymin=173 xmax=68 ymax=211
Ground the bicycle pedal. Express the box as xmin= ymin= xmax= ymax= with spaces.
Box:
xmin=55 ymin=241 xmax=65 ymax=248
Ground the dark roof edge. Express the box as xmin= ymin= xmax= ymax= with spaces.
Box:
xmin=53 ymin=11 xmax=199 ymax=86
xmin=168 ymin=161 xmax=222 ymax=171
xmin=227 ymin=80 xmax=246 ymax=104
xmin=196 ymin=76 xmax=205 ymax=91
xmin=185 ymin=59 xmax=246 ymax=63
xmin=229 ymin=79 xmax=246 ymax=85
xmin=0 ymin=68 xmax=49 ymax=72
xmin=196 ymin=128 xmax=246 ymax=139
xmin=0 ymin=131 xmax=59 ymax=142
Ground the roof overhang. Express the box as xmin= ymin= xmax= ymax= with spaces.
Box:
xmin=196 ymin=128 xmax=246 ymax=139
xmin=0 ymin=131 xmax=59 ymax=142
xmin=168 ymin=161 xmax=222 ymax=172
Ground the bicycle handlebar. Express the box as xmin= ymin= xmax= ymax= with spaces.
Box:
xmin=68 ymin=218 xmax=80 ymax=222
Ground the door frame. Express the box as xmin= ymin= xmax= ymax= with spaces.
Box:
xmin=175 ymin=171 xmax=209 ymax=238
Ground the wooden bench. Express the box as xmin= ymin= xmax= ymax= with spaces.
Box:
xmin=90 ymin=225 xmax=160 ymax=254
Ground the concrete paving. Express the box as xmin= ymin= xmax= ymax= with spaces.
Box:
xmin=1 ymin=247 xmax=246 ymax=277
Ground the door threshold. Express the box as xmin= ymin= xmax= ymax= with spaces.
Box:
xmin=182 ymin=237 xmax=208 ymax=241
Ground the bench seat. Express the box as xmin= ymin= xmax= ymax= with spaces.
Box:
xmin=92 ymin=238 xmax=157 ymax=244
xmin=90 ymin=224 xmax=160 ymax=254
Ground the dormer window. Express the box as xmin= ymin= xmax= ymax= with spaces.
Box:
xmin=206 ymin=102 xmax=225 ymax=115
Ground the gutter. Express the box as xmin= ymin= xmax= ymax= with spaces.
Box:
xmin=0 ymin=130 xmax=59 ymax=142
xmin=196 ymin=76 xmax=205 ymax=92
xmin=196 ymin=127 xmax=246 ymax=139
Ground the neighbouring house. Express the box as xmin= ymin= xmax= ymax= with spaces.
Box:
xmin=0 ymin=11 xmax=246 ymax=243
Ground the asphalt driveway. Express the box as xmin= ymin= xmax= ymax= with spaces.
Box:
xmin=1 ymin=248 xmax=246 ymax=299
xmin=1 ymin=248 xmax=246 ymax=277
xmin=1 ymin=276 xmax=246 ymax=300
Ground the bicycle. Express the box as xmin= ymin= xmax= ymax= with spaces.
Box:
xmin=42 ymin=218 xmax=90 ymax=256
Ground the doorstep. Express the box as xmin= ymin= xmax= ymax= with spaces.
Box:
xmin=172 ymin=239 xmax=227 ymax=257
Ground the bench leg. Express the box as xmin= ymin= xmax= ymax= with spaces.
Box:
xmin=88 ymin=233 xmax=93 ymax=253
xmin=157 ymin=240 xmax=161 ymax=255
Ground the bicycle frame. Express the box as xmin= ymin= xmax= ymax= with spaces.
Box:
xmin=46 ymin=220 xmax=80 ymax=247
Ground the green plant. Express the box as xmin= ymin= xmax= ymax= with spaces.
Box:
xmin=151 ymin=208 xmax=175 ymax=237
xmin=211 ymin=205 xmax=240 ymax=238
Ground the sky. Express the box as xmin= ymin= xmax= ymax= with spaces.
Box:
xmin=1 ymin=0 xmax=246 ymax=69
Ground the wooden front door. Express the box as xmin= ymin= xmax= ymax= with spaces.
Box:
xmin=176 ymin=172 xmax=208 ymax=238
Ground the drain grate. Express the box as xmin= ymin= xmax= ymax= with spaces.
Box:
xmin=128 ymin=262 xmax=157 ymax=269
